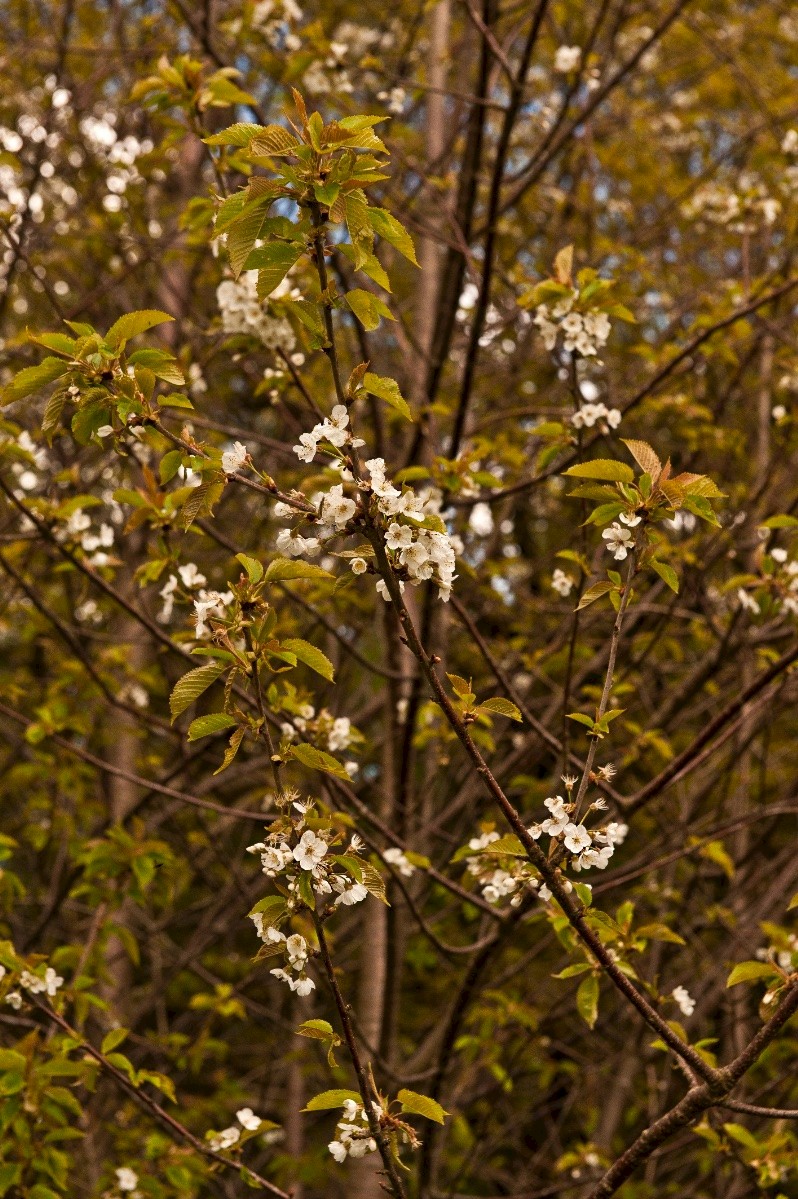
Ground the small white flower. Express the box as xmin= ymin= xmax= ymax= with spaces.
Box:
xmin=602 ymin=522 xmax=634 ymax=560
xmin=771 ymin=547 xmax=788 ymax=563
xmin=737 ymin=587 xmax=760 ymax=615
xmin=116 ymin=1167 xmax=139 ymax=1192
xmin=618 ymin=512 xmax=641 ymax=527
xmin=671 ymin=985 xmax=695 ymax=1017
xmin=555 ymin=45 xmax=582 ymax=72
xmin=293 ymin=976 xmax=315 ymax=996
xmin=97 ymin=424 xmax=114 ymax=438
xmin=350 ymin=557 xmax=368 ymax=575
xmin=236 ymin=1108 xmax=262 ymax=1131
xmin=551 ymin=568 xmax=574 ymax=597
xmin=209 ymin=1126 xmax=240 ymax=1151
xmin=329 ymin=1140 xmax=348 ymax=1161
xmin=563 ymin=823 xmax=592 ymax=854
xmin=383 ymin=847 xmax=415 ymax=877
xmin=293 ymin=830 xmax=328 ymax=871
xmin=335 ymin=882 xmax=369 ymax=906
xmin=221 ymin=441 xmax=249 ymax=475
xmin=44 ymin=966 xmax=63 ymax=996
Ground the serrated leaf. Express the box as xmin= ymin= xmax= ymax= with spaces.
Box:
xmin=650 ymin=559 xmax=679 ymax=593
xmin=622 ymin=439 xmax=661 ymax=479
xmin=281 ymin=638 xmax=335 ymax=682
xmin=479 ymin=697 xmax=523 ymax=722
xmin=249 ymin=125 xmax=302 ymax=156
xmin=290 ymin=743 xmax=349 ymax=779
xmin=397 ymin=1089 xmax=447 ymax=1124
xmin=567 ymin=712 xmax=596 ymax=728
xmin=105 ymin=310 xmax=173 ymax=348
xmin=264 ymin=558 xmax=335 ymax=582
xmin=565 ymin=460 xmax=635 ymax=483
xmin=362 ymin=372 xmax=413 ymax=420
xmin=41 ymin=388 xmax=69 ymax=439
xmin=187 ymin=712 xmax=238 ymax=741
xmin=726 ymin=961 xmax=780 ymax=987
xmin=302 ymin=1089 xmax=362 ymax=1112
xmin=236 ymin=553 xmax=263 ymax=583
xmin=367 ymin=208 xmax=419 ymax=265
xmin=576 ymin=581 xmax=615 ymax=610
xmin=2 ymin=357 xmax=71 ymax=406
xmin=479 ymin=835 xmax=527 ymax=857
xmin=204 ymin=122 xmax=268 ymax=146
xmin=213 ymin=725 xmax=245 ymax=775
xmin=576 ymin=974 xmax=599 ymax=1029
xmin=246 ymin=240 xmax=304 ymax=295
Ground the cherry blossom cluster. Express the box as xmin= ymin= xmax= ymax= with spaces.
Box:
xmin=327 ymin=1098 xmax=379 ymax=1162
xmin=464 ymin=792 xmax=627 ymax=908
xmin=279 ymin=705 xmax=359 ymax=770
xmin=534 ymin=290 xmax=612 ymax=358
xmin=208 ymin=1106 xmax=265 ymax=1153
xmin=246 ymin=802 xmax=375 ymax=998
xmin=216 ymin=270 xmax=297 ymax=351
xmin=570 ymin=401 xmax=622 ymax=430
xmin=362 ymin=459 xmax=460 ymax=602
xmin=1 ymin=961 xmax=63 ymax=1010
xmin=528 ymin=795 xmax=628 ymax=874
xmin=684 ymin=176 xmax=780 ymax=234
xmin=157 ymin=561 xmax=209 ymax=624
xmin=56 ymin=507 xmax=115 ymax=567
xmin=551 ymin=568 xmax=575 ymax=597
xmin=284 ymin=410 xmax=461 ymax=600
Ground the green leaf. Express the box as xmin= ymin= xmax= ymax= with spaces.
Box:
xmin=105 ymin=310 xmax=173 ymax=348
xmin=367 ymin=208 xmax=419 ymax=265
xmin=187 ymin=712 xmax=238 ymax=741
xmin=295 ymin=1019 xmax=335 ymax=1041
xmin=264 ymin=558 xmax=335 ymax=582
xmin=101 ymin=1028 xmax=129 ymax=1054
xmin=236 ymin=553 xmax=263 ymax=583
xmin=576 ymin=580 xmax=615 ymax=610
xmin=479 ymin=835 xmax=527 ymax=858
xmin=159 ymin=449 xmax=183 ymax=484
xmin=2 ymin=357 xmax=70 ymax=405
xmin=362 ymin=372 xmax=413 ymax=421
xmin=204 ymin=122 xmax=268 ymax=146
xmin=246 ymin=240 xmax=304 ymax=295
xmin=41 ymin=388 xmax=69 ymax=440
xmin=553 ymin=962 xmax=593 ymax=979
xmin=726 ymin=961 xmax=780 ymax=987
xmin=249 ymin=125 xmax=302 ymax=157
xmin=635 ymin=923 xmax=686 ymax=945
xmin=576 ymin=974 xmax=599 ymax=1029
xmin=397 ymin=1089 xmax=448 ymax=1124
xmin=650 ymin=559 xmax=679 ymax=593
xmin=584 ymin=502 xmax=625 ymax=526
xmin=302 ymin=1089 xmax=362 ymax=1112
xmin=290 ymin=742 xmax=350 ymax=779
xmin=567 ymin=712 xmax=596 ymax=728
xmin=621 ymin=439 xmax=661 ymax=478
xmin=565 ymin=459 xmax=635 ymax=483
xmin=170 ymin=662 xmax=226 ymax=722
xmin=214 ymin=726 xmax=245 ymax=775
xmin=787 ymin=892 xmax=798 ymax=911
xmin=281 ymin=638 xmax=335 ymax=682
xmin=346 ymin=289 xmax=395 ymax=331
xmin=479 ymin=697 xmax=523 ymax=722
xmin=761 ymin=514 xmax=798 ymax=530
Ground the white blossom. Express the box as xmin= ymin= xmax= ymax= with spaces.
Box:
xmin=209 ymin=1126 xmax=240 ymax=1151
xmin=383 ymin=847 xmax=416 ymax=877
xmin=602 ymin=522 xmax=634 ymax=560
xmin=552 ymin=568 xmax=574 ymax=596
xmin=293 ymin=830 xmax=328 ymax=871
xmin=237 ymin=1108 xmax=262 ymax=1131
xmin=671 ymin=985 xmax=695 ymax=1017
xmin=555 ymin=45 xmax=582 ymax=72
xmin=221 ymin=441 xmax=249 ymax=475
xmin=116 ymin=1168 xmax=139 ymax=1192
